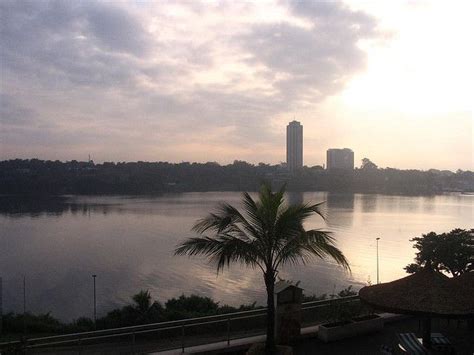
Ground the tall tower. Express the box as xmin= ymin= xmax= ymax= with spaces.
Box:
xmin=286 ymin=120 xmax=303 ymax=172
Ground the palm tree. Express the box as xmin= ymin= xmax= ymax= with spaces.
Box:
xmin=175 ymin=183 xmax=349 ymax=353
xmin=130 ymin=290 xmax=164 ymax=324
xmin=132 ymin=290 xmax=154 ymax=315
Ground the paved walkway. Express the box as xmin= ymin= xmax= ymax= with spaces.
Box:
xmin=20 ymin=314 xmax=472 ymax=354
xmin=151 ymin=314 xmax=404 ymax=354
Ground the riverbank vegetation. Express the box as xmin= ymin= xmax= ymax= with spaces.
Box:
xmin=0 ymin=293 xmax=259 ymax=340
xmin=1 ymin=159 xmax=472 ymax=195
xmin=1 ymin=287 xmax=357 ymax=341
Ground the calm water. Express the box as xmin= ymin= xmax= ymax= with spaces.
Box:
xmin=0 ymin=192 xmax=472 ymax=321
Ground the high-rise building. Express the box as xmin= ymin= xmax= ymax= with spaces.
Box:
xmin=327 ymin=148 xmax=354 ymax=170
xmin=286 ymin=120 xmax=303 ymax=172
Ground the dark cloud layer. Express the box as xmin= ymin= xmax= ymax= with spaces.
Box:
xmin=240 ymin=1 xmax=378 ymax=107
xmin=1 ymin=0 xmax=381 ymax=161
xmin=1 ymin=0 xmax=149 ymax=89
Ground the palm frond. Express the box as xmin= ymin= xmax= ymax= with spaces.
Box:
xmin=192 ymin=201 xmax=257 ymax=236
xmin=274 ymin=202 xmax=325 ymax=242
xmin=258 ymin=183 xmax=282 ymax=226
xmin=192 ymin=211 xmax=231 ymax=234
xmin=175 ymin=235 xmax=264 ymax=273
xmin=220 ymin=201 xmax=262 ymax=237
xmin=176 ymin=182 xmax=350 ymax=281
xmin=306 ymin=201 xmax=327 ymax=220
xmin=274 ymin=229 xmax=350 ymax=271
xmin=211 ymin=234 xmax=264 ymax=272
xmin=303 ymin=230 xmax=350 ymax=270
xmin=175 ymin=236 xmax=225 ymax=256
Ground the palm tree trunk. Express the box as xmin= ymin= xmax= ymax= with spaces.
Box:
xmin=265 ymin=272 xmax=276 ymax=354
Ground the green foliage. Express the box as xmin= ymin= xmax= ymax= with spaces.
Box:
xmin=405 ymin=228 xmax=474 ymax=276
xmin=132 ymin=290 xmax=154 ymax=313
xmin=337 ymin=285 xmax=357 ymax=298
xmin=302 ymin=286 xmax=361 ymax=324
xmin=66 ymin=317 xmax=94 ymax=333
xmin=99 ymin=289 xmax=165 ymax=328
xmin=303 ymin=285 xmax=357 ymax=302
xmin=2 ymin=312 xmax=62 ymax=334
xmin=217 ymin=302 xmax=259 ymax=314
xmin=360 ymin=158 xmax=378 ymax=170
xmin=1 ymin=292 xmax=260 ymax=337
xmin=164 ymin=294 xmax=219 ymax=320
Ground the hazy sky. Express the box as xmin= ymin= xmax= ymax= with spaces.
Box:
xmin=1 ymin=0 xmax=472 ymax=170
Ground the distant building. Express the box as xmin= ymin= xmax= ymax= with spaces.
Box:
xmin=327 ymin=148 xmax=354 ymax=171
xmin=286 ymin=120 xmax=303 ymax=172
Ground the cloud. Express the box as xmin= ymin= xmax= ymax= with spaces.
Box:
xmin=0 ymin=94 xmax=36 ymax=125
xmin=0 ymin=0 xmax=382 ymax=163
xmin=238 ymin=1 xmax=379 ymax=108
xmin=0 ymin=0 xmax=151 ymax=91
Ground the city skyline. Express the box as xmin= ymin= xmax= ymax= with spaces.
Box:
xmin=1 ymin=1 xmax=472 ymax=170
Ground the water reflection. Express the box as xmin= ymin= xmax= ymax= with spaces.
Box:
xmin=326 ymin=192 xmax=355 ymax=210
xmin=421 ymin=195 xmax=436 ymax=213
xmin=0 ymin=195 xmax=70 ymax=217
xmin=286 ymin=191 xmax=304 ymax=206
xmin=325 ymin=192 xmax=355 ymax=228
xmin=359 ymin=193 xmax=377 ymax=213
xmin=0 ymin=195 xmax=118 ymax=218
xmin=1 ymin=193 xmax=472 ymax=321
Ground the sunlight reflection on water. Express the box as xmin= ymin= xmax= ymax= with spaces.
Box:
xmin=0 ymin=192 xmax=472 ymax=321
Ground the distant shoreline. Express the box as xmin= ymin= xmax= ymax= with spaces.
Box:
xmin=1 ymin=159 xmax=473 ymax=196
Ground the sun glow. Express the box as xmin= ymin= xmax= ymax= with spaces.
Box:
xmin=341 ymin=1 xmax=472 ymax=116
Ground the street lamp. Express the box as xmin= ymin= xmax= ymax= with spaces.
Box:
xmin=23 ymin=276 xmax=26 ymax=335
xmin=0 ymin=276 xmax=2 ymax=336
xmin=376 ymin=238 xmax=381 ymax=284
xmin=92 ymin=275 xmax=97 ymax=329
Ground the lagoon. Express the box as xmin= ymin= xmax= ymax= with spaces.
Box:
xmin=0 ymin=192 xmax=472 ymax=321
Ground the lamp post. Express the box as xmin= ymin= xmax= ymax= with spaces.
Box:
xmin=376 ymin=238 xmax=381 ymax=284
xmin=0 ymin=277 xmax=3 ymax=336
xmin=23 ymin=276 xmax=27 ymax=335
xmin=92 ymin=275 xmax=97 ymax=329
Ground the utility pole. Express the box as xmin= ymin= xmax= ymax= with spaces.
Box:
xmin=23 ymin=276 xmax=26 ymax=335
xmin=0 ymin=277 xmax=3 ymax=336
xmin=376 ymin=238 xmax=381 ymax=284
xmin=92 ymin=275 xmax=97 ymax=329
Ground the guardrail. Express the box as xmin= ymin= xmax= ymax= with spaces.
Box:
xmin=0 ymin=295 xmax=360 ymax=353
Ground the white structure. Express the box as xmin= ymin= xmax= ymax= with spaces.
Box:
xmin=286 ymin=120 xmax=303 ymax=173
xmin=326 ymin=148 xmax=354 ymax=170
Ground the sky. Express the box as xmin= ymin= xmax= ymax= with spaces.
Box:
xmin=1 ymin=0 xmax=472 ymax=170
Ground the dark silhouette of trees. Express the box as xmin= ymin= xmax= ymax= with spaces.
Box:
xmin=175 ymin=183 xmax=349 ymax=352
xmin=1 ymin=293 xmax=262 ymax=337
xmin=0 ymin=159 xmax=472 ymax=195
xmin=405 ymin=229 xmax=474 ymax=276
xmin=164 ymin=294 xmax=219 ymax=320
xmin=360 ymin=158 xmax=378 ymax=170
xmin=99 ymin=290 xmax=165 ymax=328
xmin=95 ymin=291 xmax=260 ymax=329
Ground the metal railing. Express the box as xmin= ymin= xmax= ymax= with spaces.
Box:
xmin=0 ymin=295 xmax=360 ymax=353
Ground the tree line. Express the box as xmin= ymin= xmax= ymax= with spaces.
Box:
xmin=1 ymin=293 xmax=258 ymax=338
xmin=1 ymin=158 xmax=473 ymax=195
xmin=1 ymin=287 xmax=357 ymax=338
